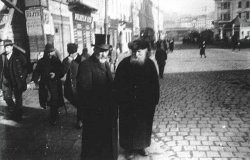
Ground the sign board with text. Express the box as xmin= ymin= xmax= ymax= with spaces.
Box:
xmin=25 ymin=8 xmax=43 ymax=36
xmin=74 ymin=13 xmax=93 ymax=23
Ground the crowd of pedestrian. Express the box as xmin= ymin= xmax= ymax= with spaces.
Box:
xmin=0 ymin=37 xmax=165 ymax=159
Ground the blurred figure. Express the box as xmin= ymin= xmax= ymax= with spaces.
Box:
xmin=0 ymin=40 xmax=28 ymax=121
xmin=231 ymin=35 xmax=241 ymax=51
xmin=108 ymin=45 xmax=118 ymax=72
xmin=169 ymin=38 xmax=175 ymax=52
xmin=30 ymin=44 xmax=64 ymax=125
xmin=81 ymin=47 xmax=90 ymax=61
xmin=77 ymin=36 xmax=117 ymax=160
xmin=155 ymin=41 xmax=167 ymax=79
xmin=199 ymin=40 xmax=207 ymax=58
xmin=62 ymin=43 xmax=82 ymax=129
xmin=114 ymin=39 xmax=159 ymax=159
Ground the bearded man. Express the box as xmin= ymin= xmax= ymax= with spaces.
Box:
xmin=114 ymin=39 xmax=160 ymax=159
xmin=76 ymin=36 xmax=117 ymax=160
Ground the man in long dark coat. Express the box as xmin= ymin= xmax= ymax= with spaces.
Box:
xmin=155 ymin=41 xmax=167 ymax=79
xmin=199 ymin=40 xmax=206 ymax=58
xmin=114 ymin=39 xmax=160 ymax=159
xmin=30 ymin=44 xmax=64 ymax=125
xmin=62 ymin=43 xmax=82 ymax=129
xmin=77 ymin=37 xmax=117 ymax=160
xmin=0 ymin=40 xmax=28 ymax=121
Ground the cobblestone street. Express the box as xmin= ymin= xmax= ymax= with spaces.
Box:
xmin=1 ymin=48 xmax=250 ymax=160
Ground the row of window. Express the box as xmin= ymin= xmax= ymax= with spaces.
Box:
xmin=238 ymin=1 xmax=250 ymax=8
xmin=220 ymin=12 xmax=250 ymax=21
xmin=238 ymin=12 xmax=250 ymax=19
xmin=221 ymin=1 xmax=250 ymax=9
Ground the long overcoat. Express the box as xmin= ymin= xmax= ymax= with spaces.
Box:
xmin=0 ymin=50 xmax=28 ymax=92
xmin=32 ymin=56 xmax=64 ymax=107
xmin=76 ymin=55 xmax=117 ymax=160
xmin=62 ymin=54 xmax=81 ymax=106
xmin=114 ymin=56 xmax=159 ymax=150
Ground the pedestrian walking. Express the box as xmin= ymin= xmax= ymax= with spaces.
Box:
xmin=199 ymin=40 xmax=207 ymax=58
xmin=114 ymin=39 xmax=160 ymax=159
xmin=155 ymin=41 xmax=167 ymax=79
xmin=29 ymin=43 xmax=64 ymax=125
xmin=0 ymin=40 xmax=28 ymax=121
xmin=62 ymin=43 xmax=83 ymax=129
xmin=81 ymin=47 xmax=90 ymax=61
xmin=108 ymin=45 xmax=118 ymax=72
xmin=169 ymin=38 xmax=175 ymax=52
xmin=77 ymin=35 xmax=118 ymax=160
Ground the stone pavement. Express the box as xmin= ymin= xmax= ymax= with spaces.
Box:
xmin=0 ymin=48 xmax=250 ymax=160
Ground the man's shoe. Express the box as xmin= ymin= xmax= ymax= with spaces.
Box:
xmin=136 ymin=149 xmax=149 ymax=156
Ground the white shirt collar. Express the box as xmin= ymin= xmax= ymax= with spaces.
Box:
xmin=73 ymin=53 xmax=78 ymax=60
xmin=6 ymin=52 xmax=13 ymax=60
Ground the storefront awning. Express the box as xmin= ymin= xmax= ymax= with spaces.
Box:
xmin=68 ymin=0 xmax=97 ymax=12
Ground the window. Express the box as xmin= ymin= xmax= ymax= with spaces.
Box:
xmin=223 ymin=13 xmax=230 ymax=20
xmin=238 ymin=1 xmax=242 ymax=8
xmin=221 ymin=2 xmax=230 ymax=9
xmin=247 ymin=12 xmax=250 ymax=19
xmin=247 ymin=1 xmax=250 ymax=8
xmin=239 ymin=13 xmax=242 ymax=18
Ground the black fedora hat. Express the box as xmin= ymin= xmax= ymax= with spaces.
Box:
xmin=4 ymin=40 xmax=14 ymax=47
xmin=92 ymin=34 xmax=110 ymax=51
xmin=44 ymin=43 xmax=55 ymax=52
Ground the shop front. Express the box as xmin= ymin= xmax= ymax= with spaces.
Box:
xmin=73 ymin=13 xmax=93 ymax=53
xmin=68 ymin=0 xmax=97 ymax=54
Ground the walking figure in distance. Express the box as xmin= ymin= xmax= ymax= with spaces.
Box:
xmin=199 ymin=40 xmax=207 ymax=58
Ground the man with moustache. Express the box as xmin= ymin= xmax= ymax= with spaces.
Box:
xmin=77 ymin=35 xmax=117 ymax=160
xmin=114 ymin=39 xmax=160 ymax=159
xmin=0 ymin=40 xmax=28 ymax=121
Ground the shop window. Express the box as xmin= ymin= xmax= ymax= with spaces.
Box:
xmin=238 ymin=1 xmax=242 ymax=8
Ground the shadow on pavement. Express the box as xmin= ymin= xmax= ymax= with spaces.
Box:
xmin=0 ymin=103 xmax=82 ymax=160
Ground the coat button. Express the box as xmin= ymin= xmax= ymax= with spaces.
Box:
xmin=134 ymin=85 xmax=137 ymax=88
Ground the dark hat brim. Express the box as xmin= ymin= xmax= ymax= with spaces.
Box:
xmin=92 ymin=44 xmax=110 ymax=51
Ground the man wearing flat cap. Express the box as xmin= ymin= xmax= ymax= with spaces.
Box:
xmin=114 ymin=39 xmax=160 ymax=159
xmin=77 ymin=35 xmax=117 ymax=160
xmin=0 ymin=40 xmax=28 ymax=121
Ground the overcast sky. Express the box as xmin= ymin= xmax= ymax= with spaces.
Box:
xmin=159 ymin=0 xmax=215 ymax=15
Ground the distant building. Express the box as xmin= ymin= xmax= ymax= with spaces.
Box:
xmin=213 ymin=0 xmax=250 ymax=40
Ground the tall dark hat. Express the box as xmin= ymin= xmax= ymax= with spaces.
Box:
xmin=92 ymin=34 xmax=110 ymax=51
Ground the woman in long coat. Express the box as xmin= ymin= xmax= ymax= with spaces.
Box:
xmin=31 ymin=44 xmax=64 ymax=125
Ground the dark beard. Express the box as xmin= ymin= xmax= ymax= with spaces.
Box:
xmin=130 ymin=56 xmax=146 ymax=65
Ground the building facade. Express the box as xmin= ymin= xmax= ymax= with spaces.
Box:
xmin=214 ymin=0 xmax=250 ymax=39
